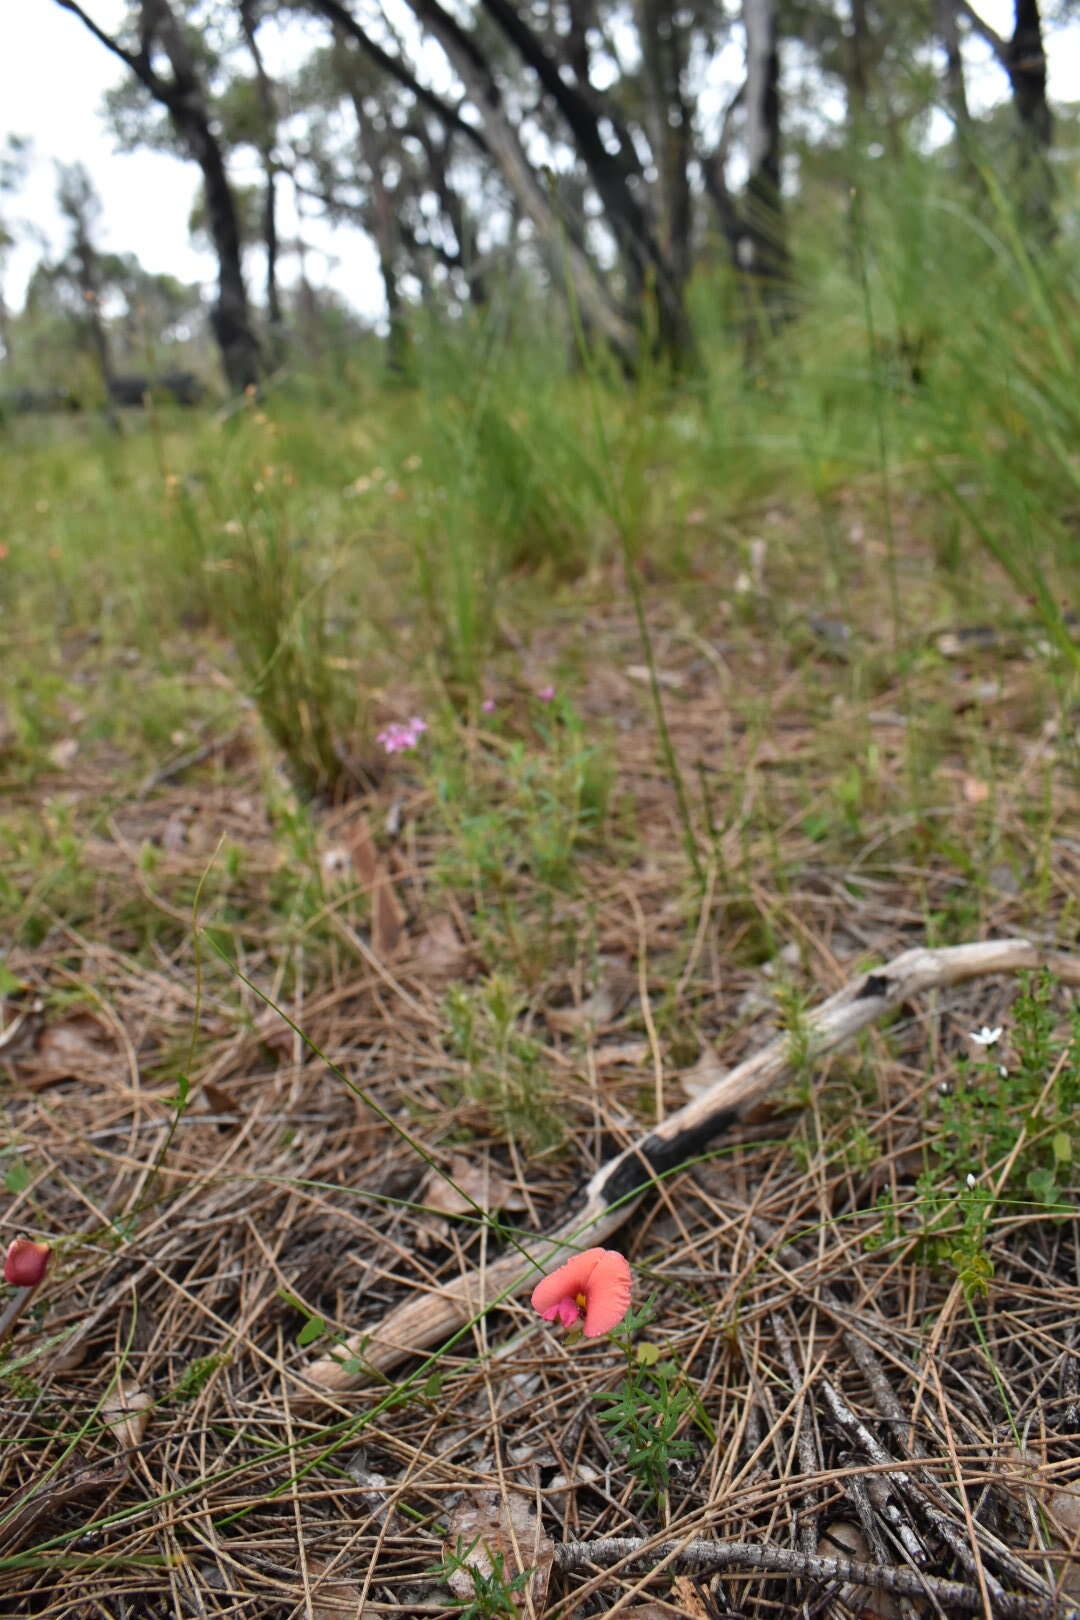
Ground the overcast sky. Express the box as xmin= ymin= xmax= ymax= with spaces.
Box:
xmin=1 ymin=1 xmax=1075 ymax=328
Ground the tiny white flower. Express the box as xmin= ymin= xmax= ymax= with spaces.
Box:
xmin=966 ymin=1172 xmax=977 ymax=1190
xmin=969 ymin=1025 xmax=1003 ymax=1047
xmin=998 ymin=1065 xmax=1008 ymax=1079
xmin=938 ymin=1082 xmax=950 ymax=1096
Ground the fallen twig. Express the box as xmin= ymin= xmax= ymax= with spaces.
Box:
xmin=297 ymin=938 xmax=1080 ymax=1398
xmin=551 ymin=1534 xmax=1078 ymax=1619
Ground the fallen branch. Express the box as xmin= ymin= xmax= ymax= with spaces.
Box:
xmin=550 ymin=1534 xmax=1078 ymax=1619
xmin=296 ymin=938 xmax=1080 ymax=1398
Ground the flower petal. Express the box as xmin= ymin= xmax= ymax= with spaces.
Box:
xmin=582 ymin=1250 xmax=633 ymax=1336
xmin=530 ymin=1249 xmax=602 ymax=1318
xmin=531 ymin=1247 xmax=632 ymax=1337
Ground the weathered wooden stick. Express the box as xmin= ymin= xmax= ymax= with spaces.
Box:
xmin=296 ymin=939 xmax=1080 ymax=1399
xmin=550 ymin=1535 xmax=1075 ymax=1619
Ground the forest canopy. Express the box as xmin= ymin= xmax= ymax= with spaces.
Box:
xmin=0 ymin=0 xmax=1072 ymax=392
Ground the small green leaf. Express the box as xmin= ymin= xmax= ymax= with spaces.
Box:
xmin=163 ymin=1073 xmax=191 ymax=1112
xmin=635 ymin=1342 xmax=662 ymax=1367
xmin=296 ymin=1314 xmax=326 ymax=1347
xmin=801 ymin=811 xmax=833 ymax=843
xmin=0 ymin=964 xmax=25 ymax=996
xmin=4 ymin=1159 xmax=30 ymax=1195
xmin=1052 ymin=1131 xmax=1071 ymax=1164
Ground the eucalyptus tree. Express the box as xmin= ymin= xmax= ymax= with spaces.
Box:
xmin=19 ymin=167 xmax=205 ymax=399
xmin=946 ymin=0 xmax=1055 ymax=240
xmin=53 ymin=0 xmax=262 ymax=390
xmin=292 ymin=0 xmax=803 ymax=368
xmin=0 ymin=136 xmax=34 ymax=368
xmin=283 ymin=35 xmax=415 ymax=369
xmin=237 ymin=0 xmax=286 ymax=359
xmin=54 ymin=161 xmax=117 ymax=403
xmin=300 ymin=0 xmax=641 ymax=360
xmin=280 ymin=19 xmax=504 ymax=359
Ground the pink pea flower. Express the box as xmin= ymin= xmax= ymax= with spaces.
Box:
xmin=531 ymin=1247 xmax=632 ymax=1337
xmin=4 ymin=1239 xmax=51 ymax=1289
xmin=537 ymin=685 xmax=556 ymax=703
xmin=376 ymin=724 xmax=410 ymax=754
xmin=377 ymin=716 xmax=428 ymax=755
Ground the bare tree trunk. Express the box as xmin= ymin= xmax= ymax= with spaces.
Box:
xmin=1007 ymin=0 xmax=1054 ymax=242
xmin=292 ymin=183 xmax=322 ymax=365
xmin=377 ymin=250 xmax=409 ymax=375
xmin=239 ymin=0 xmax=285 ymax=367
xmin=56 ymin=164 xmax=119 ymax=427
xmin=413 ymin=126 xmax=489 ymax=311
xmin=702 ymin=3 xmax=787 ymax=350
xmin=72 ymin=242 xmax=113 ymax=394
xmin=636 ymin=0 xmax=694 ymax=349
xmin=195 ymin=133 xmax=263 ymax=391
xmin=565 ymin=0 xmax=594 ymax=84
xmin=54 ymin=0 xmax=261 ymax=394
xmin=332 ymin=31 xmax=410 ymax=377
xmin=403 ymin=0 xmax=637 ymax=362
xmin=478 ymin=0 xmax=690 ymax=364
xmin=936 ymin=0 xmax=971 ymax=130
xmin=739 ymin=0 xmax=788 ymax=343
xmin=934 ymin=0 xmax=984 ymax=205
xmin=0 ymin=288 xmax=11 ymax=369
xmin=145 ymin=0 xmax=261 ymax=391
xmin=949 ymin=0 xmax=1055 ymax=242
xmin=847 ymin=0 xmax=870 ymax=130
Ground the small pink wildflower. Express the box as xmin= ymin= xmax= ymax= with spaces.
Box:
xmin=481 ymin=698 xmax=496 ymax=714
xmin=531 ymin=1247 xmax=632 ymax=1337
xmin=537 ymin=684 xmax=556 ymax=703
xmin=377 ymin=716 xmax=428 ymax=755
xmin=4 ymin=1239 xmax=51 ymax=1289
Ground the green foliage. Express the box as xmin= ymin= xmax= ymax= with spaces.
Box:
xmin=170 ymin=1353 xmax=230 ymax=1402
xmin=941 ymin=972 xmax=1078 ymax=1211
xmin=443 ymin=974 xmax=561 ymax=1150
xmin=431 ymin=695 xmax=613 ymax=903
xmin=4 ymin=1156 xmax=32 ymax=1195
xmin=403 ymin=325 xmax=607 ymax=693
xmin=595 ymin=1305 xmax=709 ymax=1509
xmin=203 ymin=516 xmax=366 ymax=801
xmin=867 ymin=973 xmax=1079 ymax=1293
xmin=437 ymin=1541 xmax=533 ymax=1620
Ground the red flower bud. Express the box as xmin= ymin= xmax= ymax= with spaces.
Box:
xmin=4 ymin=1239 xmax=52 ymax=1288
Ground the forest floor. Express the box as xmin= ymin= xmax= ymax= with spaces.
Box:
xmin=0 ymin=394 xmax=1078 ymax=1619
